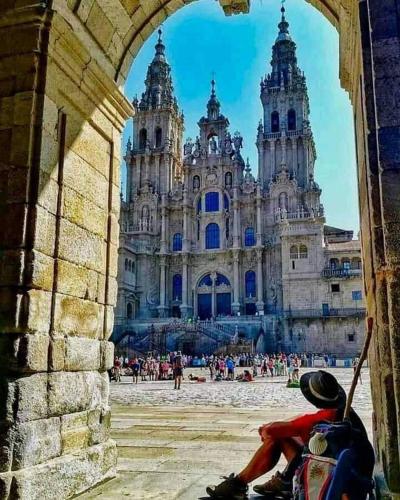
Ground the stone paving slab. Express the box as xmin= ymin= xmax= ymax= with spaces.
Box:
xmin=79 ymin=368 xmax=373 ymax=499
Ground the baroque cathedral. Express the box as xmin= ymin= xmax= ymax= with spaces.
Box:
xmin=116 ymin=8 xmax=365 ymax=356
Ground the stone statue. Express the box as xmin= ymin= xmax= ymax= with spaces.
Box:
xmin=233 ymin=131 xmax=243 ymax=151
xmin=184 ymin=138 xmax=193 ymax=156
xmin=193 ymin=136 xmax=201 ymax=157
xmin=209 ymin=136 xmax=217 ymax=153
xmin=225 ymin=132 xmax=233 ymax=154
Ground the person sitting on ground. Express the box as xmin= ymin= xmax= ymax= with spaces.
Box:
xmin=236 ymin=369 xmax=253 ymax=383
xmin=206 ymin=370 xmax=369 ymax=499
xmin=188 ymin=373 xmax=206 ymax=383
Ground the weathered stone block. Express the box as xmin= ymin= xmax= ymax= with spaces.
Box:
xmin=8 ymin=440 xmax=117 ymax=500
xmin=25 ymin=249 xmax=54 ymax=292
xmin=12 ymin=417 xmax=62 ymax=470
xmin=100 ymin=340 xmax=114 ymax=371
xmin=88 ymin=407 xmax=111 ymax=445
xmin=22 ymin=289 xmax=52 ymax=335
xmin=31 ymin=206 xmax=56 ymax=257
xmin=64 ymin=337 xmax=101 ymax=371
xmin=56 ymin=259 xmax=98 ymax=300
xmin=14 ymin=334 xmax=49 ymax=372
xmin=0 ymin=374 xmax=48 ymax=424
xmin=48 ymin=371 xmax=104 ymax=416
xmin=48 ymin=337 xmax=65 ymax=372
xmin=53 ymin=293 xmax=103 ymax=338
xmin=0 ymin=422 xmax=13 ymax=472
xmin=61 ymin=411 xmax=90 ymax=453
xmin=58 ymin=218 xmax=105 ymax=273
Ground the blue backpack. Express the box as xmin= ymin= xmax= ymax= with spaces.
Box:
xmin=293 ymin=420 xmax=375 ymax=500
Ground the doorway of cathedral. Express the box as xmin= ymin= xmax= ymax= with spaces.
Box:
xmin=197 ymin=273 xmax=232 ymax=319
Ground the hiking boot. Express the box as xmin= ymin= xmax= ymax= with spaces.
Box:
xmin=253 ymin=472 xmax=292 ymax=497
xmin=206 ymin=473 xmax=248 ymax=499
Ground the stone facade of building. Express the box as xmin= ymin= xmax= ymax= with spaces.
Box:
xmin=117 ymin=12 xmax=366 ymax=357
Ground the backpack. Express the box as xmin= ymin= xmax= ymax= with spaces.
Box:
xmin=293 ymin=421 xmax=374 ymax=500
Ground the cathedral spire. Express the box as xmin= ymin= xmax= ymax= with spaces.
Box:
xmin=138 ymin=29 xmax=178 ymax=112
xmin=207 ymin=78 xmax=221 ymax=121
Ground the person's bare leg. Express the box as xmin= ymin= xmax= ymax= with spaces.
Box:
xmin=238 ymin=437 xmax=302 ymax=484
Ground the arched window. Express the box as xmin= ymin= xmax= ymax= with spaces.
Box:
xmin=131 ymin=261 xmax=135 ymax=273
xmin=125 ymin=258 xmax=128 ymax=271
xmin=128 ymin=261 xmax=132 ymax=272
xmin=155 ymin=127 xmax=162 ymax=148
xmin=330 ymin=258 xmax=339 ymax=270
xmin=216 ymin=273 xmax=230 ymax=286
xmin=342 ymin=259 xmax=351 ymax=270
xmin=288 ymin=109 xmax=296 ymax=131
xmin=271 ymin=111 xmax=280 ymax=133
xmin=193 ymin=175 xmax=200 ymax=190
xmin=245 ymin=271 xmax=256 ymax=298
xmin=290 ymin=245 xmax=299 ymax=259
xmin=199 ymin=274 xmax=212 ymax=287
xmin=351 ymin=257 xmax=362 ymax=270
xmin=206 ymin=223 xmax=220 ymax=249
xmin=205 ymin=192 xmax=219 ymax=212
xmin=172 ymin=274 xmax=182 ymax=301
xmin=245 ymin=227 xmax=256 ymax=247
xmin=225 ymin=171 xmax=232 ymax=187
xmin=139 ymin=128 xmax=147 ymax=150
xmin=224 ymin=193 xmax=229 ymax=211
xmin=299 ymin=244 xmax=308 ymax=259
xmin=127 ymin=303 xmax=133 ymax=319
xmin=173 ymin=233 xmax=182 ymax=252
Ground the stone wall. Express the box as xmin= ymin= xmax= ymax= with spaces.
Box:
xmin=1 ymin=0 xmax=400 ymax=498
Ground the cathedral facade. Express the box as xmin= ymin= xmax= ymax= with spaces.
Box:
xmin=116 ymin=10 xmax=365 ymax=356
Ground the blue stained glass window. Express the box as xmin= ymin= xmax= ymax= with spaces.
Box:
xmin=216 ymin=273 xmax=230 ymax=286
xmin=245 ymin=227 xmax=256 ymax=247
xmin=288 ymin=109 xmax=296 ymax=131
xmin=224 ymin=194 xmax=229 ymax=211
xmin=172 ymin=233 xmax=182 ymax=251
xmin=172 ymin=274 xmax=182 ymax=301
xmin=206 ymin=223 xmax=220 ymax=249
xmin=245 ymin=270 xmax=256 ymax=298
xmin=199 ymin=274 xmax=213 ymax=287
xmin=205 ymin=192 xmax=219 ymax=212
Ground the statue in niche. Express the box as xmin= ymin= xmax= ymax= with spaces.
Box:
xmin=209 ymin=135 xmax=218 ymax=153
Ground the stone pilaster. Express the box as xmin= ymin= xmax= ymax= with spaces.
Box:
xmin=232 ymin=251 xmax=241 ymax=314
xmin=256 ymin=249 xmax=265 ymax=313
xmin=0 ymin=4 xmax=132 ymax=498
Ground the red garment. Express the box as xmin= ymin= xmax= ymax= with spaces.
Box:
xmin=266 ymin=409 xmax=338 ymax=444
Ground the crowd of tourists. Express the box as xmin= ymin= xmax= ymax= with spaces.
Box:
xmin=110 ymin=351 xmax=309 ymax=385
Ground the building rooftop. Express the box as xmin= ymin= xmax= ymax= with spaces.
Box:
xmin=326 ymin=240 xmax=361 ymax=252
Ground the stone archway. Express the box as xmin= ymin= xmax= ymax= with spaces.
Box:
xmin=1 ymin=0 xmax=400 ymax=497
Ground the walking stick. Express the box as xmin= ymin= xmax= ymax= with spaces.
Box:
xmin=343 ymin=317 xmax=374 ymax=420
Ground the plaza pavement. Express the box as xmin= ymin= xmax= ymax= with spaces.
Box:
xmin=80 ymin=367 xmax=372 ymax=499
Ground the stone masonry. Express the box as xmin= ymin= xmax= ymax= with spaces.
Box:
xmin=1 ymin=0 xmax=400 ymax=498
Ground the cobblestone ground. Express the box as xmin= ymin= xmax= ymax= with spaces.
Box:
xmin=81 ymin=368 xmax=372 ymax=500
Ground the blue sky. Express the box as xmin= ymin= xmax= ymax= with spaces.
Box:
xmin=123 ymin=0 xmax=359 ymax=234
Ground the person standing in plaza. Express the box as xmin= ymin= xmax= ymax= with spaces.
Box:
xmin=173 ymin=350 xmax=183 ymax=390
xmin=131 ymin=357 xmax=140 ymax=384
xmin=226 ymin=356 xmax=235 ymax=381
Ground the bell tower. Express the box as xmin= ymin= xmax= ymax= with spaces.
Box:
xmin=257 ymin=5 xmax=317 ymax=192
xmin=126 ymin=29 xmax=184 ymax=200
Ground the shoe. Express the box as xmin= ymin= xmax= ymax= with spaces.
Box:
xmin=206 ymin=473 xmax=248 ymax=499
xmin=253 ymin=472 xmax=292 ymax=497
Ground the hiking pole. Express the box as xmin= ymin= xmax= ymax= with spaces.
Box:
xmin=343 ymin=317 xmax=374 ymax=420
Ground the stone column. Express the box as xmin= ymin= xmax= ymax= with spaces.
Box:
xmin=211 ymin=272 xmax=217 ymax=318
xmin=232 ymin=251 xmax=241 ymax=315
xmin=160 ymin=194 xmax=168 ymax=253
xmin=155 ymin=154 xmax=161 ymax=192
xmin=270 ymin=140 xmax=276 ymax=177
xmin=180 ymin=254 xmax=192 ymax=319
xmin=256 ymin=249 xmax=265 ymax=313
xmin=292 ymin=138 xmax=298 ymax=178
xmin=256 ymin=185 xmax=262 ymax=246
xmin=157 ymin=256 xmax=168 ymax=318
xmin=232 ymin=187 xmax=241 ymax=247
xmin=0 ymin=4 xmax=132 ymax=497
